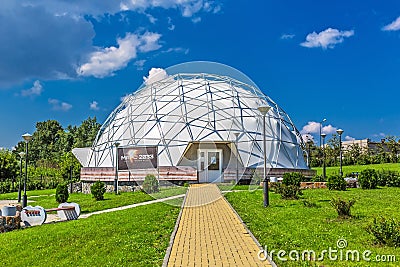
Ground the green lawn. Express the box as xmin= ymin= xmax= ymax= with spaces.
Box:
xmin=1 ymin=186 xmax=187 ymax=213
xmin=225 ymin=187 xmax=400 ymax=267
xmin=312 ymin=163 xmax=400 ymax=177
xmin=0 ymin=202 xmax=180 ymax=266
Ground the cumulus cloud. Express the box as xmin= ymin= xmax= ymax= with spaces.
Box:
xmin=281 ymin=33 xmax=295 ymax=40
xmin=382 ymin=16 xmax=400 ymax=31
xmin=21 ymin=80 xmax=43 ymax=97
xmin=345 ymin=136 xmax=356 ymax=141
xmin=77 ymin=32 xmax=162 ymax=78
xmin=322 ymin=124 xmax=338 ymax=134
xmin=300 ymin=121 xmax=338 ymax=135
xmin=89 ymin=101 xmax=100 ymax=110
xmin=300 ymin=28 xmax=354 ymax=49
xmin=48 ymin=98 xmax=72 ymax=111
xmin=0 ymin=2 xmax=94 ymax=87
xmin=300 ymin=121 xmax=321 ymax=134
xmin=0 ymin=1 xmax=222 ymax=87
xmin=143 ymin=68 xmax=169 ymax=85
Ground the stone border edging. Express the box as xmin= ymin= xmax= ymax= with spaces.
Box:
xmin=162 ymin=188 xmax=189 ymax=267
xmin=220 ymin=187 xmax=278 ymax=267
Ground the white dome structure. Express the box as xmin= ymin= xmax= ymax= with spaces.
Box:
xmin=74 ymin=62 xmax=309 ymax=184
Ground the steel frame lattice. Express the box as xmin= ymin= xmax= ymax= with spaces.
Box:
xmin=86 ymin=73 xmax=307 ymax=169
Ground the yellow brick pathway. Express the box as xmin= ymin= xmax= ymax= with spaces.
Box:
xmin=166 ymin=184 xmax=272 ymax=267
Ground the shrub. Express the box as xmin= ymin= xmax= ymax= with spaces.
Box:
xmin=55 ymin=182 xmax=69 ymax=203
xmin=326 ymin=174 xmax=347 ymax=191
xmin=330 ymin=198 xmax=355 ymax=218
xmin=142 ymin=174 xmax=159 ymax=193
xmin=282 ymin=172 xmax=303 ymax=187
xmin=312 ymin=175 xmax=325 ymax=182
xmin=303 ymin=200 xmax=318 ymax=208
xmin=91 ymin=181 xmax=106 ymax=201
xmin=358 ymin=169 xmax=378 ymax=189
xmin=367 ymin=217 xmax=400 ymax=247
xmin=275 ymin=183 xmax=302 ymax=200
xmin=384 ymin=171 xmax=400 ymax=187
xmin=183 ymin=182 xmax=189 ymax=187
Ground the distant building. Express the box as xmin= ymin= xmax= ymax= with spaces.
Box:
xmin=341 ymin=138 xmax=390 ymax=154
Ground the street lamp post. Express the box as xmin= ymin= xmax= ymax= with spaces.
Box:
xmin=306 ymin=135 xmax=312 ymax=168
xmin=321 ymin=133 xmax=327 ymax=180
xmin=22 ymin=133 xmax=33 ymax=208
xmin=234 ymin=132 xmax=240 ymax=183
xmin=18 ymin=152 xmax=25 ymax=203
xmin=319 ymin=118 xmax=327 ymax=148
xmin=336 ymin=129 xmax=344 ymax=177
xmin=114 ymin=142 xmax=120 ymax=194
xmin=257 ymin=105 xmax=271 ymax=207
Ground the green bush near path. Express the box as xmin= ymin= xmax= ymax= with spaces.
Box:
xmin=0 ymin=203 xmax=180 ymax=266
xmin=225 ymin=187 xmax=400 ymax=267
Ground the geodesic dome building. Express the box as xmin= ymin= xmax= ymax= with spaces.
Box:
xmin=74 ymin=62 xmax=309 ymax=184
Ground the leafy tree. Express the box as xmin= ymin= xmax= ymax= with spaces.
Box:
xmin=0 ymin=149 xmax=18 ymax=181
xmin=59 ymin=152 xmax=81 ymax=182
xmin=73 ymin=117 xmax=101 ymax=148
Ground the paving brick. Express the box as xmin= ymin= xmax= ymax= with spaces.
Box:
xmin=167 ymin=184 xmax=272 ymax=266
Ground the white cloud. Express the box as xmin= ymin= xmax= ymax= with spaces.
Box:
xmin=382 ymin=16 xmax=400 ymax=31
xmin=302 ymin=134 xmax=314 ymax=143
xmin=77 ymin=32 xmax=162 ymax=78
xmin=300 ymin=121 xmax=338 ymax=135
xmin=345 ymin=135 xmax=355 ymax=141
xmin=322 ymin=124 xmax=338 ymax=134
xmin=281 ymin=33 xmax=295 ymax=40
xmin=119 ymin=0 xmax=220 ymax=18
xmin=134 ymin=60 xmax=146 ymax=70
xmin=146 ymin=13 xmax=157 ymax=24
xmin=21 ymin=80 xmax=43 ymax=97
xmin=167 ymin=17 xmax=176 ymax=31
xmin=48 ymin=98 xmax=72 ymax=111
xmin=300 ymin=121 xmax=321 ymax=134
xmin=191 ymin=17 xmax=201 ymax=23
xmin=143 ymin=68 xmax=169 ymax=85
xmin=89 ymin=101 xmax=99 ymax=110
xmin=300 ymin=28 xmax=354 ymax=49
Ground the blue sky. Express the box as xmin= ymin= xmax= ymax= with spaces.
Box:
xmin=1 ymin=0 xmax=400 ymax=148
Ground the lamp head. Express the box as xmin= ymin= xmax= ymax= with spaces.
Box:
xmin=114 ymin=142 xmax=120 ymax=147
xmin=18 ymin=151 xmax=25 ymax=158
xmin=22 ymin=133 xmax=33 ymax=142
xmin=320 ymin=133 xmax=327 ymax=139
xmin=257 ymin=105 xmax=271 ymax=116
xmin=336 ymin=129 xmax=344 ymax=136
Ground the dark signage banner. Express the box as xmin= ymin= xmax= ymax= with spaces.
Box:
xmin=118 ymin=146 xmax=158 ymax=170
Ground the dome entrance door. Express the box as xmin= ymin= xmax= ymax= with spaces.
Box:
xmin=198 ymin=149 xmax=222 ymax=183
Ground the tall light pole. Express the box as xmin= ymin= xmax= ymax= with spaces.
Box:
xmin=234 ymin=132 xmax=240 ymax=183
xmin=336 ymin=129 xmax=344 ymax=177
xmin=319 ymin=118 xmax=327 ymax=148
xmin=321 ymin=133 xmax=326 ymax=180
xmin=17 ymin=152 xmax=25 ymax=203
xmin=257 ymin=105 xmax=271 ymax=207
xmin=306 ymin=134 xmax=312 ymax=168
xmin=22 ymin=133 xmax=32 ymax=208
xmin=114 ymin=142 xmax=120 ymax=194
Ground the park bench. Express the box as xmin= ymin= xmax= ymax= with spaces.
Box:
xmin=46 ymin=205 xmax=79 ymax=220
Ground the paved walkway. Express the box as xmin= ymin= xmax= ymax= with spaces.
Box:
xmin=166 ymin=184 xmax=273 ymax=267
